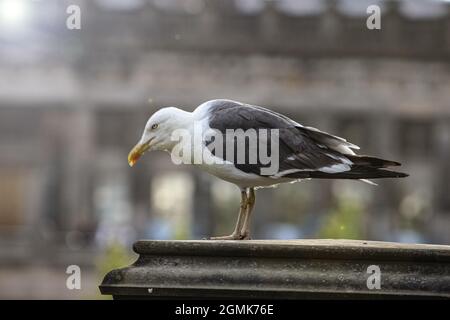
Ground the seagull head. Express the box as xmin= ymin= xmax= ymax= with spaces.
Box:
xmin=128 ymin=107 xmax=191 ymax=167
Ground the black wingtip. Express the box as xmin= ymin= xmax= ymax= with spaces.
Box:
xmin=347 ymin=155 xmax=402 ymax=168
xmin=391 ymin=160 xmax=402 ymax=167
xmin=380 ymin=169 xmax=409 ymax=178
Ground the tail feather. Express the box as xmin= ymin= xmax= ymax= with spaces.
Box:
xmin=286 ymin=166 xmax=408 ymax=180
xmin=346 ymin=155 xmax=401 ymax=168
xmin=307 ymin=166 xmax=409 ymax=180
xmin=360 ymin=179 xmax=378 ymax=186
xmin=283 ymin=150 xmax=409 ymax=180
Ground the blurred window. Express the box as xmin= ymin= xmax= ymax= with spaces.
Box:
xmin=151 ymin=172 xmax=193 ymax=239
xmin=337 ymin=0 xmax=385 ymax=17
xmin=0 ymin=170 xmax=25 ymax=226
xmin=335 ymin=116 xmax=369 ymax=150
xmin=400 ymin=0 xmax=447 ymax=19
xmin=276 ymin=0 xmax=325 ymax=16
xmin=95 ymin=110 xmax=135 ymax=149
xmin=153 ymin=0 xmax=204 ymax=15
xmin=96 ymin=0 xmax=145 ymax=11
xmin=234 ymin=0 xmax=265 ymax=15
xmin=0 ymin=108 xmax=40 ymax=142
xmin=399 ymin=120 xmax=433 ymax=158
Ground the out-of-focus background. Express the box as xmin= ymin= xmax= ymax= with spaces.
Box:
xmin=0 ymin=0 xmax=449 ymax=299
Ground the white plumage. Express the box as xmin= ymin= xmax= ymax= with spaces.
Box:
xmin=128 ymin=99 xmax=407 ymax=239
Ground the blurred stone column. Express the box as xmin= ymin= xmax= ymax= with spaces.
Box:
xmin=191 ymin=171 xmax=213 ymax=239
xmin=200 ymin=0 xmax=219 ymax=39
xmin=368 ymin=115 xmax=398 ymax=240
xmin=321 ymin=0 xmax=340 ymax=47
xmin=130 ymin=108 xmax=154 ymax=236
xmin=384 ymin=0 xmax=402 ymax=50
xmin=40 ymin=111 xmax=65 ymax=231
xmin=447 ymin=6 xmax=450 ymax=52
xmin=431 ymin=120 xmax=450 ymax=243
xmin=252 ymin=187 xmax=275 ymax=239
xmin=260 ymin=0 xmax=279 ymax=43
xmin=131 ymin=158 xmax=153 ymax=235
xmin=62 ymin=107 xmax=96 ymax=245
xmin=307 ymin=114 xmax=334 ymax=235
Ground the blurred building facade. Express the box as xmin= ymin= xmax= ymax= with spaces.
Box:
xmin=1 ymin=0 xmax=450 ymax=270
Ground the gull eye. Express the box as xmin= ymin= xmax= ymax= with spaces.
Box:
xmin=151 ymin=123 xmax=158 ymax=130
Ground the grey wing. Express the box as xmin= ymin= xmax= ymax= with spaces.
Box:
xmin=207 ymin=101 xmax=355 ymax=177
xmin=274 ymin=128 xmax=354 ymax=178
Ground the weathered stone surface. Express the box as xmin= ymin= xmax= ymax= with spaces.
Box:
xmin=100 ymin=239 xmax=450 ymax=299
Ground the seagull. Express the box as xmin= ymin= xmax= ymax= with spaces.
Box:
xmin=128 ymin=99 xmax=408 ymax=240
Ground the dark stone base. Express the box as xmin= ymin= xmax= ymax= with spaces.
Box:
xmin=99 ymin=239 xmax=450 ymax=299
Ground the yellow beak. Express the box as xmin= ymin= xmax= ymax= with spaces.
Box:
xmin=127 ymin=139 xmax=152 ymax=167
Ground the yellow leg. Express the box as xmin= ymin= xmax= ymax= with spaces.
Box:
xmin=209 ymin=189 xmax=248 ymax=240
xmin=240 ymin=188 xmax=255 ymax=240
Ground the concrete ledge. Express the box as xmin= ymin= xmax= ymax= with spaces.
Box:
xmin=99 ymin=239 xmax=450 ymax=299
